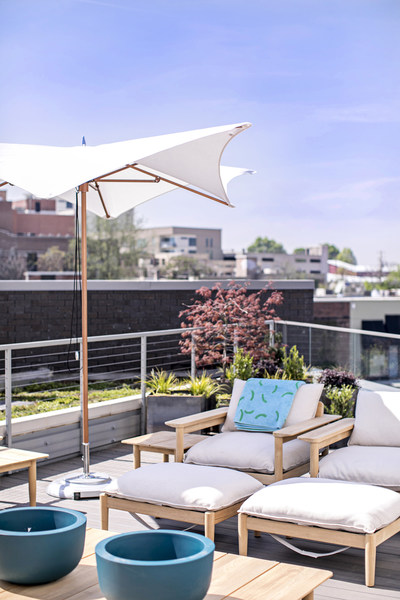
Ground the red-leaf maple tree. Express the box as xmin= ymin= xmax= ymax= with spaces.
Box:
xmin=179 ymin=281 xmax=283 ymax=368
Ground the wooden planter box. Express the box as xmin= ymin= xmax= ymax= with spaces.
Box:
xmin=146 ymin=394 xmax=206 ymax=433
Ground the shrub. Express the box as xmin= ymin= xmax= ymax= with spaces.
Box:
xmin=144 ymin=369 xmax=179 ymax=395
xmin=281 ymin=345 xmax=308 ymax=381
xmin=182 ymin=372 xmax=220 ymax=398
xmin=324 ymin=384 xmax=356 ymax=418
xmin=317 ymin=368 xmax=359 ymax=389
xmin=224 ymin=349 xmax=256 ymax=384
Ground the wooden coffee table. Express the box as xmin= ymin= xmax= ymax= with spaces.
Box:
xmin=122 ymin=430 xmax=208 ymax=468
xmin=0 ymin=528 xmax=332 ymax=599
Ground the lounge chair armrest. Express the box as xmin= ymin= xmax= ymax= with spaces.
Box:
xmin=298 ymin=418 xmax=355 ymax=448
xmin=165 ymin=407 xmax=228 ymax=434
xmin=166 ymin=407 xmax=228 ymax=463
xmin=273 ymin=414 xmax=342 ymax=443
xmin=298 ymin=417 xmax=355 ymax=478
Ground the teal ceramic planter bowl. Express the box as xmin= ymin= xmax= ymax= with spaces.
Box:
xmin=0 ymin=506 xmax=86 ymax=584
xmin=95 ymin=530 xmax=215 ymax=600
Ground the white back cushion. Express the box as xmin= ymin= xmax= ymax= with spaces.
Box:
xmin=349 ymin=389 xmax=400 ymax=447
xmin=221 ymin=378 xmax=246 ymax=432
xmin=284 ymin=383 xmax=323 ymax=426
xmin=222 ymin=379 xmax=322 ymax=432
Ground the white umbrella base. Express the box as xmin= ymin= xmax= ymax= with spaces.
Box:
xmin=47 ymin=472 xmax=117 ymax=500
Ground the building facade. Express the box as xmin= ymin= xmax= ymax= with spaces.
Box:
xmin=0 ymin=191 xmax=74 ymax=273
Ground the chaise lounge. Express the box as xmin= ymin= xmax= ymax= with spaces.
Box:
xmin=166 ymin=379 xmax=340 ymax=483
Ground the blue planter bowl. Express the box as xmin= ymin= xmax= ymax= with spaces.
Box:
xmin=95 ymin=530 xmax=215 ymax=600
xmin=0 ymin=506 xmax=86 ymax=584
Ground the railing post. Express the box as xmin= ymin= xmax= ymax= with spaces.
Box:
xmin=4 ymin=349 xmax=12 ymax=447
xmin=233 ymin=327 xmax=239 ymax=355
xmin=308 ymin=327 xmax=312 ymax=367
xmin=140 ymin=335 xmax=147 ymax=435
xmin=191 ymin=332 xmax=196 ymax=379
xmin=268 ymin=320 xmax=275 ymax=346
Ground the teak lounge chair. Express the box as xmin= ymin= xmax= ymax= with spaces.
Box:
xmin=299 ymin=389 xmax=400 ymax=488
xmin=166 ymin=379 xmax=340 ymax=484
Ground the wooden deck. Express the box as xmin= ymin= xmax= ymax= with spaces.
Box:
xmin=1 ymin=443 xmax=400 ymax=599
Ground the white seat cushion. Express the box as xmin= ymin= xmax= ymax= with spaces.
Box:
xmin=239 ymin=477 xmax=400 ymax=534
xmin=184 ymin=431 xmax=311 ymax=474
xmin=117 ymin=462 xmax=263 ymax=511
xmin=222 ymin=380 xmax=323 ymax=432
xmin=319 ymin=446 xmax=400 ymax=490
xmin=349 ymin=389 xmax=400 ymax=447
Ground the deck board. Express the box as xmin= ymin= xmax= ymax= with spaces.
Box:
xmin=1 ymin=442 xmax=400 ymax=598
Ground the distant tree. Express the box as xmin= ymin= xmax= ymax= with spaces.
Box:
xmin=0 ymin=250 xmax=25 ymax=279
xmin=293 ymin=247 xmax=305 ymax=255
xmin=337 ymin=247 xmax=357 ymax=265
xmin=381 ymin=266 xmax=400 ymax=289
xmin=65 ymin=210 xmax=146 ymax=279
xmin=325 ymin=244 xmax=340 ymax=259
xmin=37 ymin=246 xmax=66 ymax=271
xmin=179 ymin=281 xmax=284 ymax=368
xmin=159 ymin=255 xmax=212 ymax=279
xmin=248 ymin=236 xmax=286 ymax=254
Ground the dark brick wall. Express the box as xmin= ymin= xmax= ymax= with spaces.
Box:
xmin=0 ymin=282 xmax=314 ymax=345
xmin=312 ymin=299 xmax=352 ymax=369
xmin=313 ymin=299 xmax=351 ymax=328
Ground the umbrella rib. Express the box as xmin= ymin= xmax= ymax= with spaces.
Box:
xmin=128 ymin=165 xmax=230 ymax=206
xmin=90 ymin=181 xmax=111 ymax=219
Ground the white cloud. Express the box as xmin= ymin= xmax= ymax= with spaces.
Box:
xmin=315 ymin=104 xmax=400 ymax=124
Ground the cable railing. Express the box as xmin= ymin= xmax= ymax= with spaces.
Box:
xmin=1 ymin=320 xmax=400 ymax=447
xmin=0 ymin=327 xmax=200 ymax=446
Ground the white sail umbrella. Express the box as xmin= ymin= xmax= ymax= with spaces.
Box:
xmin=0 ymin=121 xmax=253 ymax=497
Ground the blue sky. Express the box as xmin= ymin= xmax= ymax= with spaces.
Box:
xmin=1 ymin=0 xmax=399 ymax=265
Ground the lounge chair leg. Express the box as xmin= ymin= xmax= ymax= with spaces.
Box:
xmin=254 ymin=530 xmax=261 ymax=538
xmin=204 ymin=512 xmax=215 ymax=541
xmin=238 ymin=513 xmax=248 ymax=556
xmin=365 ymin=534 xmax=376 ymax=587
xmin=100 ymin=493 xmax=109 ymax=530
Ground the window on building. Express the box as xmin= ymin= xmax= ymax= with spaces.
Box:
xmin=262 ymin=257 xmax=274 ymax=262
xmin=210 ymin=238 xmax=213 ymax=247
xmin=188 ymin=237 xmax=196 ymax=246
xmin=310 ymin=259 xmax=321 ymax=263
xmin=310 ymin=270 xmax=321 ymax=274
xmin=295 ymin=258 xmax=306 ymax=263
xmin=35 ymin=201 xmax=41 ymax=212
xmin=205 ymin=238 xmax=209 ymax=247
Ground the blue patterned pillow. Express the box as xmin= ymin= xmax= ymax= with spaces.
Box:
xmin=234 ymin=378 xmax=305 ymax=432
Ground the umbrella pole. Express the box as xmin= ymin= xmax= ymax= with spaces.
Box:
xmin=80 ymin=183 xmax=90 ymax=476
xmin=46 ymin=182 xmax=114 ymax=499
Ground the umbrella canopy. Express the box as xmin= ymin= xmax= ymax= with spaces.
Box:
xmin=0 ymin=121 xmax=252 ymax=496
xmin=0 ymin=122 xmax=253 ymax=218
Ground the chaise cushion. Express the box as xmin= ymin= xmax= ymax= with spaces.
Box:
xmin=349 ymin=390 xmax=400 ymax=447
xmin=222 ymin=380 xmax=323 ymax=433
xmin=184 ymin=431 xmax=311 ymax=474
xmin=239 ymin=477 xmax=400 ymax=534
xmin=318 ymin=446 xmax=400 ymax=490
xmin=117 ymin=462 xmax=263 ymax=511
